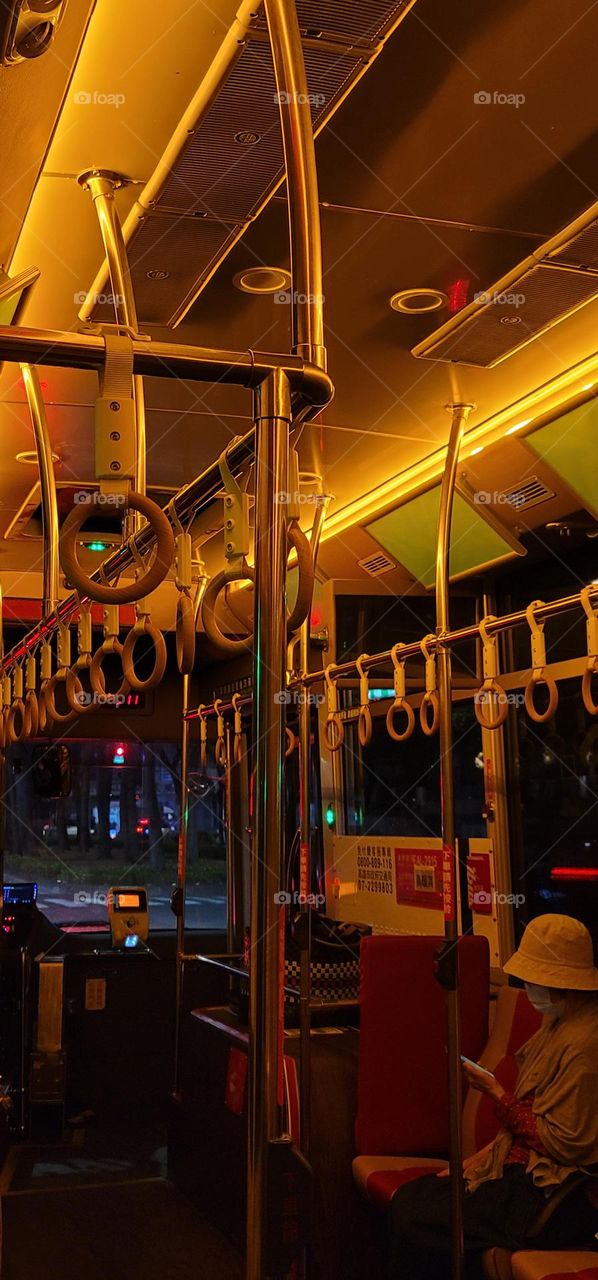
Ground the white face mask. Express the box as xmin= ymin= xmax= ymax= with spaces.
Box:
xmin=525 ymin=982 xmax=566 ymax=1020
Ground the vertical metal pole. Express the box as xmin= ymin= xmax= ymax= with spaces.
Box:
xmin=20 ymin=364 xmax=60 ymax=614
xmin=174 ymin=575 xmax=206 ymax=1096
xmin=0 ymin=581 xmax=4 ymax=903
xmin=436 ymin=403 xmax=473 ymax=1280
xmin=479 ymin=590 xmax=515 ymax=967
xmin=297 ymin=494 xmax=328 ymax=1162
xmin=247 ymin=368 xmax=291 ymax=1280
xmin=79 ymin=170 xmax=147 ymax=504
xmin=265 ymin=0 xmax=326 ymax=371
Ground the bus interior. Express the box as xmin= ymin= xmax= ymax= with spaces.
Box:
xmin=0 ymin=2 xmax=597 ymax=1279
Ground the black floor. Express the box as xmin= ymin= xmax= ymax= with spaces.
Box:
xmin=1 ymin=1130 xmax=244 ymax=1280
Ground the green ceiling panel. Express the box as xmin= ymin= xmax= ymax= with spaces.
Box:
xmin=526 ymin=402 xmax=598 ymax=517
xmin=367 ymin=487 xmax=516 ymax=587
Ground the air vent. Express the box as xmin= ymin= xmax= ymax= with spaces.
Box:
xmin=358 ymin=551 xmax=396 ymax=576
xmin=497 ymin=476 xmax=555 ymax=512
xmin=412 ymin=199 xmax=598 ymax=367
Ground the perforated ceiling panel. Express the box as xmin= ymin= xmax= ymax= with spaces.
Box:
xmin=91 ymin=0 xmax=417 ymax=328
xmin=112 ymin=217 xmax=240 ymax=327
xmin=413 ymin=201 xmax=598 ymax=367
xmin=418 ymin=264 xmax=598 ymax=368
xmin=156 ymin=42 xmax=359 ymax=221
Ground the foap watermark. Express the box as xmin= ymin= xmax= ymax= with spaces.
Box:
xmin=75 ymin=889 xmax=111 ymax=906
xmin=274 ymin=91 xmax=326 ymax=107
xmin=75 ymin=691 xmax=127 ymax=709
xmin=274 ymin=290 xmax=325 ymax=306
xmin=74 ymin=290 xmax=124 ymax=307
xmin=475 ymin=689 xmax=526 ymax=709
xmin=472 ymin=889 xmax=526 ymax=909
xmin=474 ymin=290 xmax=525 ymax=309
xmin=274 ymin=490 xmax=327 ymax=506
xmin=73 ymin=90 xmax=126 ymax=109
xmin=474 ymin=90 xmax=525 ymax=109
xmin=274 ymin=891 xmax=325 ymax=907
xmin=74 ymin=490 xmax=127 ymax=506
xmin=474 ymin=490 xmax=526 ymax=508
xmin=274 ymin=690 xmax=325 ymax=706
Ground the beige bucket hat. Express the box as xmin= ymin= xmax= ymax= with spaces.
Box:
xmin=503 ymin=914 xmax=598 ymax=990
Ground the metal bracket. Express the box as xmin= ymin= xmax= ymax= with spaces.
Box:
xmin=219 ymin=440 xmax=250 ymax=565
xmin=96 ymin=332 xmax=136 ymax=484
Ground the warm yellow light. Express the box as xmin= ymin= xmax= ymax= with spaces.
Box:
xmin=505 ymin=418 xmax=533 ymax=435
xmin=469 ymin=446 xmax=484 ymax=456
xmin=320 ymin=350 xmax=598 ymax=544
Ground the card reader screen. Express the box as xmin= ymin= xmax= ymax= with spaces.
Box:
xmin=114 ymin=892 xmax=144 ymax=911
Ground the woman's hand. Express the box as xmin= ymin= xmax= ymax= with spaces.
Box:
xmin=437 ymin=1142 xmax=495 ymax=1178
xmin=461 ymin=1059 xmax=505 ymax=1102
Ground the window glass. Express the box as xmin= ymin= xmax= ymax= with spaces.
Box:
xmin=341 ymin=701 xmax=486 ymax=841
xmin=3 ymin=738 xmax=226 ymax=931
xmin=508 ymin=676 xmax=598 ymax=935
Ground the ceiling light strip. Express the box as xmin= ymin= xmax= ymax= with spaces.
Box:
xmin=320 ymin=352 xmax=598 ymax=542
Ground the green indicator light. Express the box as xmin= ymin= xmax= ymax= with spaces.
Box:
xmin=325 ymin=804 xmax=335 ymax=828
xmin=84 ymin=540 xmax=109 ymax=552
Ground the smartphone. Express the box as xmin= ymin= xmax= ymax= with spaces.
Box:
xmin=460 ymin=1055 xmax=495 ymax=1077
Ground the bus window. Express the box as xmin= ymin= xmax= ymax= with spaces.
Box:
xmin=3 ymin=738 xmax=226 ymax=931
xmin=508 ymin=675 xmax=598 ymax=938
xmin=341 ymin=699 xmax=486 ymax=841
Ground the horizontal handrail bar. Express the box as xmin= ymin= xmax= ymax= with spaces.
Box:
xmin=186 ymin=584 xmax=598 ymax=718
xmin=0 ymin=325 xmax=333 ymax=404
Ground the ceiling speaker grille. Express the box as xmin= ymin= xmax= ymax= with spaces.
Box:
xmin=414 ymin=263 xmax=598 ymax=367
xmin=358 ymin=551 xmax=396 ymax=576
xmin=497 ymin=475 xmax=555 ymax=511
xmin=549 ymin=220 xmax=598 ymax=270
xmin=93 ymin=216 xmax=239 ymax=326
xmin=413 ymin=201 xmax=598 ymax=367
xmin=156 ymin=42 xmax=360 ymax=222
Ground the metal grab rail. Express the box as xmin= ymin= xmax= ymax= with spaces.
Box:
xmin=0 ymin=325 xmax=333 ymax=402
xmin=184 ymin=581 xmax=598 ymax=721
xmin=435 ymin=403 xmax=473 ymax=1280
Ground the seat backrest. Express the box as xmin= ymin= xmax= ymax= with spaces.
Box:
xmin=462 ymin=985 xmax=542 ymax=1157
xmin=356 ymin=934 xmax=490 ymax=1156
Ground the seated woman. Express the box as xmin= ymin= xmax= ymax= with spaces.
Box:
xmin=390 ymin=914 xmax=598 ymax=1279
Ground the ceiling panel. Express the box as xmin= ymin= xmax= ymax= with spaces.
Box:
xmin=367 ymin=486 xmax=519 ymax=586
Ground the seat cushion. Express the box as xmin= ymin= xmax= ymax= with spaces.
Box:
xmin=352 ymin=1154 xmax=447 ymax=1210
xmin=511 ymin=1253 xmax=598 ymax=1279
xmin=483 ymin=1247 xmax=517 ymax=1280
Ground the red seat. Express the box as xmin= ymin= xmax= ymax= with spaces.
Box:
xmin=354 ymin=967 xmax=540 ymax=1210
xmin=355 ymin=934 xmax=491 ymax=1160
